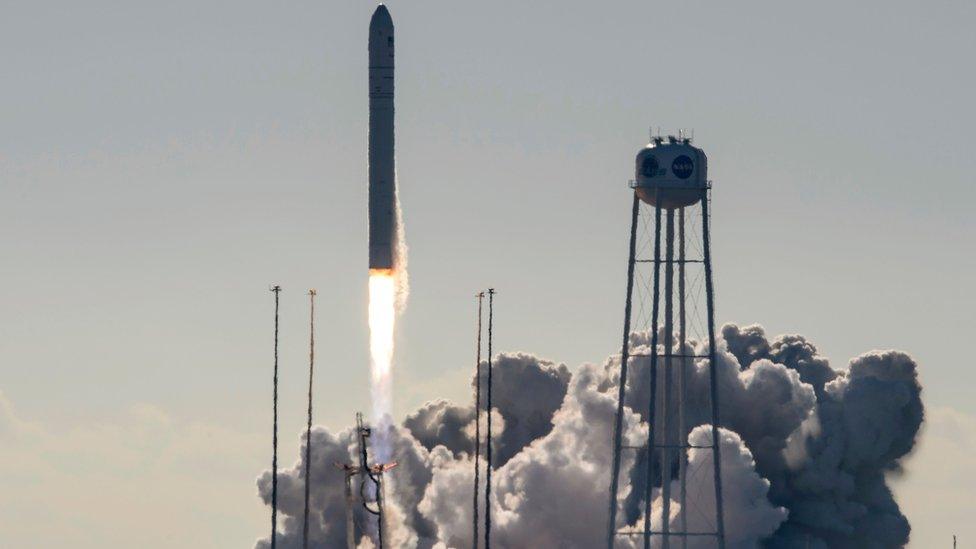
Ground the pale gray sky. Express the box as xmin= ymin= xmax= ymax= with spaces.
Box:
xmin=1 ymin=1 xmax=974 ymax=547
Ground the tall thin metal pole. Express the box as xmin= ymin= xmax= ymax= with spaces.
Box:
xmin=484 ymin=288 xmax=495 ymax=549
xmin=642 ymin=199 xmax=663 ymax=549
xmin=303 ymin=289 xmax=317 ymax=549
xmin=660 ymin=209 xmax=675 ymax=549
xmin=701 ymin=189 xmax=727 ymax=549
xmin=270 ymin=285 xmax=282 ymax=549
xmin=376 ymin=475 xmax=385 ymax=549
xmin=607 ymin=193 xmax=641 ymax=549
xmin=343 ymin=473 xmax=356 ymax=549
xmin=677 ymin=208 xmax=688 ymax=549
xmin=473 ymin=292 xmax=485 ymax=549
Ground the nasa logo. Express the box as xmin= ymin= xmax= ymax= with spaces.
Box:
xmin=672 ymin=155 xmax=694 ymax=179
xmin=641 ymin=156 xmax=660 ymax=178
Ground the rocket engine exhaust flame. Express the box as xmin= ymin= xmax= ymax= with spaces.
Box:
xmin=368 ymin=268 xmax=401 ymax=463
xmin=369 ymin=269 xmax=396 ymax=406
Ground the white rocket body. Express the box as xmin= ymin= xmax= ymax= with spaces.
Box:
xmin=368 ymin=5 xmax=396 ymax=270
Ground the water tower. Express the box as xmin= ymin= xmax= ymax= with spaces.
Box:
xmin=606 ymin=134 xmax=726 ymax=548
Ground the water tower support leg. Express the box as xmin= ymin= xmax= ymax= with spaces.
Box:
xmin=607 ymin=193 xmax=641 ymax=549
xmin=701 ymin=189 xmax=727 ymax=549
xmin=642 ymin=199 xmax=663 ymax=549
xmin=660 ymin=208 xmax=675 ymax=549
xmin=677 ymin=207 xmax=688 ymax=549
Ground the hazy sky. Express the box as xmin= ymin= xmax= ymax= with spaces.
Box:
xmin=2 ymin=1 xmax=974 ymax=547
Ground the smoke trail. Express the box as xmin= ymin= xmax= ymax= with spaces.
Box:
xmin=393 ymin=189 xmax=409 ymax=310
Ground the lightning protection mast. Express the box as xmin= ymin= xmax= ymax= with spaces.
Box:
xmin=606 ymin=134 xmax=726 ymax=549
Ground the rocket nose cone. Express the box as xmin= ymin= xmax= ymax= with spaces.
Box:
xmin=370 ymin=4 xmax=393 ymax=28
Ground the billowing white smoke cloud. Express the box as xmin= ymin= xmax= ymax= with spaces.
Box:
xmin=404 ymin=354 xmax=571 ymax=466
xmin=256 ymin=324 xmax=923 ymax=548
xmin=421 ymin=361 xmax=645 ymax=548
xmin=721 ymin=326 xmax=923 ymax=548
xmin=677 ymin=427 xmax=788 ymax=549
xmin=256 ymin=427 xmax=357 ymax=548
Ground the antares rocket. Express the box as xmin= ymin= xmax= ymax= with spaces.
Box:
xmin=368 ymin=5 xmax=396 ymax=271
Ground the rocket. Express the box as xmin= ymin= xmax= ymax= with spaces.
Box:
xmin=368 ymin=5 xmax=396 ymax=271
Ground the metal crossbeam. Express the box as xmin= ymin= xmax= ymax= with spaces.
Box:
xmin=635 ymin=259 xmax=703 ymax=264
xmin=628 ymin=353 xmax=709 ymax=359
xmin=622 ymin=444 xmax=713 ymax=450
xmin=617 ymin=532 xmax=720 ymax=537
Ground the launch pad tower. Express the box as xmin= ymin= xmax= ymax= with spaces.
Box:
xmin=335 ymin=412 xmax=397 ymax=549
xmin=606 ymin=135 xmax=726 ymax=548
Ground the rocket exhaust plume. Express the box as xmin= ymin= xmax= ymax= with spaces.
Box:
xmin=368 ymin=271 xmax=397 ymax=458
xmin=368 ymin=4 xmax=405 ymax=462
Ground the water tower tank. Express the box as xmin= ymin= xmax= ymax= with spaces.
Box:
xmin=631 ymin=138 xmax=708 ymax=209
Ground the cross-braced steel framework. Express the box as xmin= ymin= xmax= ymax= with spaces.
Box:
xmin=606 ymin=188 xmax=726 ymax=549
xmin=334 ymin=413 xmax=397 ymax=549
